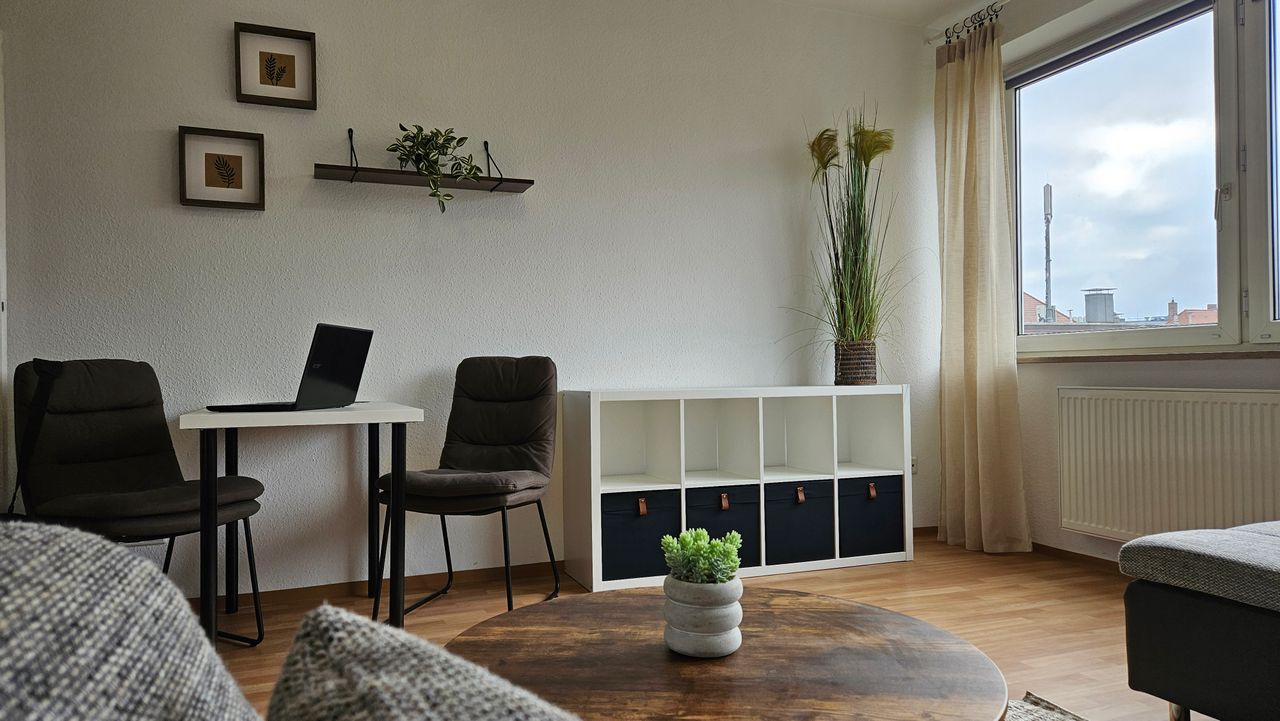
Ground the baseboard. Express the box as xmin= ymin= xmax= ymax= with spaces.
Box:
xmin=198 ymin=560 xmax=569 ymax=607
xmin=1031 ymin=542 xmax=1123 ymax=575
xmin=918 ymin=526 xmax=1123 ymax=574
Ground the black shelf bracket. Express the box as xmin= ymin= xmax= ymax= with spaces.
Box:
xmin=347 ymin=128 xmax=360 ymax=183
xmin=483 ymin=141 xmax=506 ymax=193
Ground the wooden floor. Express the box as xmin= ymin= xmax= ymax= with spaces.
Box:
xmin=217 ymin=534 xmax=1167 ymax=720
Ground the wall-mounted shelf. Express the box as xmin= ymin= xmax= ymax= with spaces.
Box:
xmin=313 ymin=163 xmax=534 ymax=193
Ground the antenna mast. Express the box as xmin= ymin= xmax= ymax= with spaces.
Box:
xmin=1043 ymin=183 xmax=1054 ymax=322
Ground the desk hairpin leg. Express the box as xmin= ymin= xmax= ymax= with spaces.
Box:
xmin=389 ymin=422 xmax=407 ymax=628
xmin=199 ymin=429 xmax=219 ymax=641
xmin=224 ymin=428 xmax=239 ymax=614
xmin=367 ymin=423 xmax=380 ymax=598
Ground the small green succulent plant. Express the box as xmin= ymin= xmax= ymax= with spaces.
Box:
xmin=661 ymin=528 xmax=743 ymax=584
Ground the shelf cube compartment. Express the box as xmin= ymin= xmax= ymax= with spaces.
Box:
xmin=685 ymin=485 xmax=762 ymax=568
xmin=838 ymin=475 xmax=905 ymax=557
xmin=682 ymin=398 xmax=761 ymax=485
xmin=599 ymin=400 xmax=681 ymax=491
xmin=836 ymin=394 xmax=905 ymax=477
xmin=762 ymin=396 xmax=835 ymax=481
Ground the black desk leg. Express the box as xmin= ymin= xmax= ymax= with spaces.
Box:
xmin=199 ymin=428 xmax=219 ymax=641
xmin=367 ymin=423 xmax=380 ymax=598
xmin=225 ymin=428 xmax=239 ymax=614
xmin=390 ymin=422 xmax=407 ymax=628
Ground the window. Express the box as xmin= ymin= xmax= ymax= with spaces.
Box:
xmin=1009 ymin=0 xmax=1251 ymax=354
xmin=1244 ymin=0 xmax=1280 ymax=340
xmin=1272 ymin=0 xmax=1280 ymax=320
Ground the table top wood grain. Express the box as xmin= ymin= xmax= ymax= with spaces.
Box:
xmin=446 ymin=586 xmax=1008 ymax=720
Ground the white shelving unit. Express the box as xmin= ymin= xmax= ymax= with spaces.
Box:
xmin=562 ymin=385 xmax=912 ymax=592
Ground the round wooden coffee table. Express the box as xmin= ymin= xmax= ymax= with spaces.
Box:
xmin=447 ymin=587 xmax=1007 ymax=720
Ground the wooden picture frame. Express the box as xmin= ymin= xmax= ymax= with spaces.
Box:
xmin=179 ymin=126 xmax=265 ymax=210
xmin=234 ymin=22 xmax=317 ymax=110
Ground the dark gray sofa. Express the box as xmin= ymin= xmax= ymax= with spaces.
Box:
xmin=1120 ymin=521 xmax=1280 ymax=721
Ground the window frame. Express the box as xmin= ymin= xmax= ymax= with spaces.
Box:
xmin=1244 ymin=0 xmax=1280 ymax=342
xmin=1007 ymin=0 xmax=1244 ymax=356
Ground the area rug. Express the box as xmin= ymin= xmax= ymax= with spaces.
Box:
xmin=1006 ymin=692 xmax=1089 ymax=721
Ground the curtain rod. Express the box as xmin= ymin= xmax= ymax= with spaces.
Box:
xmin=925 ymin=1 xmax=1013 ymax=45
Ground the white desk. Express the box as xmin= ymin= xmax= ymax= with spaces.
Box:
xmin=178 ymin=402 xmax=424 ymax=641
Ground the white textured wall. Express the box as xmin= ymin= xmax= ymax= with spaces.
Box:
xmin=0 ymin=0 xmax=940 ymax=595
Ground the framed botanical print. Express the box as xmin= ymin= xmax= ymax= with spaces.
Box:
xmin=178 ymin=126 xmax=265 ymax=210
xmin=234 ymin=22 xmax=316 ymax=110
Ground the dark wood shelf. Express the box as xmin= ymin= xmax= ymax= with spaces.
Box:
xmin=313 ymin=163 xmax=534 ymax=193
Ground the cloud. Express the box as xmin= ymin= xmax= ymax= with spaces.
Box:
xmin=1077 ymin=118 xmax=1213 ymax=207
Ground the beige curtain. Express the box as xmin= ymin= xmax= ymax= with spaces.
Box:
xmin=934 ymin=23 xmax=1031 ymax=553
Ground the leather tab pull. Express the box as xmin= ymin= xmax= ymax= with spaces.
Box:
xmin=868 ymin=482 xmax=878 ymax=500
xmin=720 ymin=493 xmax=730 ymax=511
xmin=796 ymin=486 xmax=806 ymax=504
xmin=638 ymin=497 xmax=648 ymax=516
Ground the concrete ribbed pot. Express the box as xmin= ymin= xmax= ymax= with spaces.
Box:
xmin=663 ymin=575 xmax=743 ymax=658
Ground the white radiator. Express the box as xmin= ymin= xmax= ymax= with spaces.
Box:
xmin=1058 ymin=387 xmax=1280 ymax=541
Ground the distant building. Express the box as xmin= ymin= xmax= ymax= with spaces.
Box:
xmin=1022 ymin=291 xmax=1070 ymax=325
xmin=1083 ymin=288 xmax=1119 ymax=323
xmin=1167 ymin=299 xmax=1218 ymax=326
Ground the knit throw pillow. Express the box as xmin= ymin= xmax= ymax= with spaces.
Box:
xmin=0 ymin=521 xmax=258 ymax=721
xmin=267 ymin=605 xmax=578 ymax=721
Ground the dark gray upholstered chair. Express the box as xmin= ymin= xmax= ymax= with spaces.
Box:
xmin=373 ymin=356 xmax=560 ymax=619
xmin=13 ymin=358 xmax=267 ymax=646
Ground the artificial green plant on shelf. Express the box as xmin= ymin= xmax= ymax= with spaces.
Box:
xmin=661 ymin=528 xmax=743 ymax=584
xmin=386 ymin=123 xmax=482 ymax=213
xmin=803 ymin=109 xmax=900 ymax=385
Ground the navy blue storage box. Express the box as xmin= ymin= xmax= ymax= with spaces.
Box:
xmin=601 ymin=489 xmax=680 ymax=581
xmin=685 ymin=485 xmax=761 ymax=568
xmin=764 ymin=480 xmax=834 ymax=565
xmin=838 ymin=475 xmax=905 ymax=557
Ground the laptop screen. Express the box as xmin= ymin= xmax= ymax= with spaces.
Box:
xmin=294 ymin=324 xmax=373 ymax=411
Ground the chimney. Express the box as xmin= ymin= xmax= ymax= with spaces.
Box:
xmin=1208 ymin=303 xmax=1218 ymax=311
xmin=1167 ymin=298 xmax=1178 ymax=325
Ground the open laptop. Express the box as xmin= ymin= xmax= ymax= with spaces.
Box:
xmin=207 ymin=323 xmax=374 ymax=413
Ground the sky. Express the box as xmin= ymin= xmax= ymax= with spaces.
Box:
xmin=1017 ymin=12 xmax=1216 ymax=324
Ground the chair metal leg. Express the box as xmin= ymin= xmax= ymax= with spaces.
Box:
xmin=536 ymin=500 xmax=560 ymax=601
xmin=216 ymin=517 xmax=264 ymax=647
xmin=1169 ymin=704 xmax=1191 ymax=721
xmin=501 ymin=507 xmax=513 ymax=612
xmin=224 ymin=429 xmax=239 ymax=614
xmin=225 ymin=521 xmax=238 ymax=614
xmin=404 ymin=516 xmax=453 ymax=616
xmin=162 ymin=536 xmax=175 ymax=575
xmin=373 ymin=512 xmax=454 ymax=621
xmin=371 ymin=507 xmax=390 ymax=621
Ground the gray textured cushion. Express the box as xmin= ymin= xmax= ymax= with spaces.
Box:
xmin=378 ymin=468 xmax=550 ymax=499
xmin=1119 ymin=521 xmax=1280 ymax=613
xmin=37 ymin=476 xmax=264 ymax=518
xmin=0 ymin=521 xmax=257 ymax=720
xmin=65 ymin=499 xmax=261 ymax=540
xmin=380 ymin=486 xmax=547 ymax=515
xmin=267 ymin=605 xmax=578 ymax=721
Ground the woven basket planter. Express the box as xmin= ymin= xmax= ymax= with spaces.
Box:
xmin=835 ymin=340 xmax=876 ymax=385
